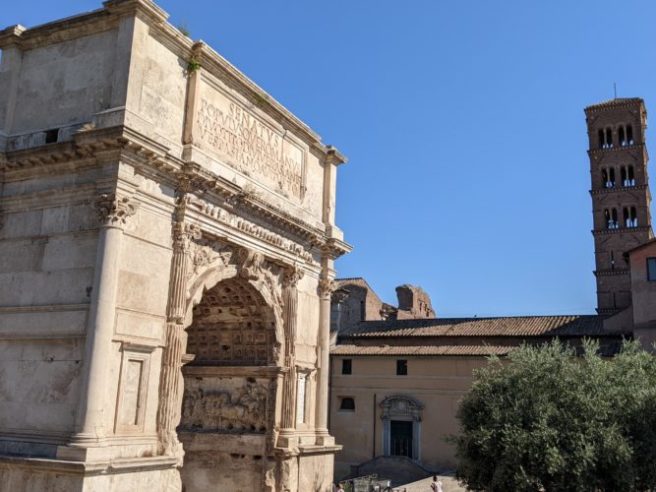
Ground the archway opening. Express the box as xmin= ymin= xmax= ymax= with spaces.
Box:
xmin=178 ymin=276 xmax=279 ymax=492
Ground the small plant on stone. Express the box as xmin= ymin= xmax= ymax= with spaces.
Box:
xmin=187 ymin=56 xmax=201 ymax=74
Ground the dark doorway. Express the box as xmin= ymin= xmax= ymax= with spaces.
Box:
xmin=390 ymin=420 xmax=413 ymax=458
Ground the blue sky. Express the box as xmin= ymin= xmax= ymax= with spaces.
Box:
xmin=3 ymin=1 xmax=656 ymax=316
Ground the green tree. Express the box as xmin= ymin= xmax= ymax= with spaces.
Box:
xmin=452 ymin=340 xmax=656 ymax=491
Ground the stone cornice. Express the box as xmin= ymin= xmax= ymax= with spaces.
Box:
xmin=192 ymin=41 xmax=338 ymax=155
xmin=1 ymin=126 xmax=127 ymax=172
xmin=592 ymin=226 xmax=652 ymax=237
xmin=594 ymin=268 xmax=630 ymax=277
xmin=589 ymin=184 xmax=648 ymax=196
xmin=321 ymin=237 xmax=352 ymax=259
xmin=103 ymin=0 xmax=168 ymax=25
xmin=0 ymin=10 xmax=116 ymax=51
xmin=587 ymin=143 xmax=646 ymax=158
xmin=1 ymin=125 xmax=349 ymax=256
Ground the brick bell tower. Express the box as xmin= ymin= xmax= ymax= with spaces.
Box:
xmin=585 ymin=98 xmax=654 ymax=315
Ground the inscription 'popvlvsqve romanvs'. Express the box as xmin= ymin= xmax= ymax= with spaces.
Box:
xmin=196 ymin=95 xmax=305 ymax=200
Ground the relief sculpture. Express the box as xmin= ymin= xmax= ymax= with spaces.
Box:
xmin=180 ymin=380 xmax=268 ymax=433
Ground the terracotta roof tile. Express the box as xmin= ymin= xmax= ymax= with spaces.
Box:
xmin=341 ymin=315 xmax=609 ymax=338
xmin=330 ymin=344 xmax=514 ymax=356
xmin=584 ymin=97 xmax=643 ymax=112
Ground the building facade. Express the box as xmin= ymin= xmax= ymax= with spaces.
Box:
xmin=0 ymin=1 xmax=350 ymax=491
xmin=329 ymin=99 xmax=656 ymax=481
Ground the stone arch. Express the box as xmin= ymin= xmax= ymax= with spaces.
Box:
xmin=178 ymin=253 xmax=286 ymax=491
xmin=184 ymin=255 xmax=285 ymax=365
xmin=186 ymin=277 xmax=276 ymax=366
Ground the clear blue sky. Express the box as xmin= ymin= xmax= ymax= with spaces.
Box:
xmin=3 ymin=1 xmax=656 ymax=316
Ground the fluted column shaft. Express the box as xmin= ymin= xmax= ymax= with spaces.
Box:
xmin=277 ymin=266 xmax=303 ymax=440
xmin=280 ymin=281 xmax=299 ymax=431
xmin=316 ymin=277 xmax=333 ymax=434
xmin=71 ymin=193 xmax=137 ymax=447
xmin=156 ymin=228 xmax=191 ymax=455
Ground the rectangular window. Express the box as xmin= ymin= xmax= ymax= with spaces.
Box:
xmin=339 ymin=397 xmax=355 ymax=411
xmin=648 ymin=257 xmax=656 ymax=281
xmin=396 ymin=359 xmax=408 ymax=376
xmin=342 ymin=359 xmax=352 ymax=375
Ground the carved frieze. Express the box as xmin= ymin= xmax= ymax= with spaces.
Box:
xmin=185 ymin=194 xmax=314 ymax=263
xmin=180 ymin=380 xmax=269 ymax=433
xmin=95 ymin=193 xmax=138 ymax=226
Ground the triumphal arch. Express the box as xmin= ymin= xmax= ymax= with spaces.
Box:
xmin=0 ymin=1 xmax=350 ymax=490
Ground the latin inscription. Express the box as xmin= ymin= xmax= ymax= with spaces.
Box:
xmin=197 ymin=98 xmax=305 ymax=199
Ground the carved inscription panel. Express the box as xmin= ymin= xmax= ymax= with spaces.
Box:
xmin=196 ymin=82 xmax=306 ymax=200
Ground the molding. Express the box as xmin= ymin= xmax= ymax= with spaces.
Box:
xmin=594 ymin=268 xmax=630 ymax=277
xmin=0 ymin=303 xmax=89 ymax=314
xmin=590 ymin=184 xmax=648 ymax=197
xmin=0 ymin=454 xmax=178 ymax=475
xmin=0 ymin=12 xmax=117 ymax=52
xmin=588 ymin=142 xmax=646 ymax=158
xmin=592 ymin=226 xmax=652 ymax=237
xmin=182 ymin=365 xmax=285 ymax=378
xmin=1 ymin=125 xmax=352 ymax=258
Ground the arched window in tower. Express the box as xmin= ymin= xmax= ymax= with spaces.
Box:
xmin=623 ymin=207 xmax=630 ymax=227
xmin=606 ymin=167 xmax=616 ymax=188
xmin=619 ymin=126 xmax=626 ymax=146
xmin=627 ymin=124 xmax=634 ymax=145
xmin=605 ymin=208 xmax=618 ymax=229
xmin=606 ymin=128 xmax=613 ymax=148
xmin=598 ymin=129 xmax=605 ymax=149
xmin=621 ymin=166 xmax=627 ymax=184
xmin=627 ymin=165 xmax=635 ymax=186
xmin=630 ymin=206 xmax=638 ymax=227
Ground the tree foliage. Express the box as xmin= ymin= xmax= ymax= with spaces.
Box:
xmin=453 ymin=340 xmax=656 ymax=491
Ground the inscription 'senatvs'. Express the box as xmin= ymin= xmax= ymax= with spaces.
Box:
xmin=197 ymin=99 xmax=305 ymax=199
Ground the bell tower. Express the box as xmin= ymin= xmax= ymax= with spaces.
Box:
xmin=585 ymin=98 xmax=653 ymax=315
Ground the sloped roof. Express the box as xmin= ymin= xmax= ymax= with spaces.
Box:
xmin=340 ymin=315 xmax=610 ymax=338
xmin=331 ymin=344 xmax=514 ymax=357
xmin=585 ymin=97 xmax=643 ymax=112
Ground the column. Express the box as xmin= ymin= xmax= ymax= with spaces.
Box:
xmin=68 ymin=193 xmax=137 ymax=450
xmin=315 ymin=274 xmax=335 ymax=440
xmin=279 ymin=265 xmax=303 ymax=440
xmin=156 ymin=195 xmax=199 ymax=457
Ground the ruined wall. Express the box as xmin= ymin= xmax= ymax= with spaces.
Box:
xmin=395 ymin=285 xmax=435 ymax=319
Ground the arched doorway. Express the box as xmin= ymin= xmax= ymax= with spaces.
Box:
xmin=178 ymin=276 xmax=281 ymax=491
xmin=380 ymin=395 xmax=424 ymax=462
